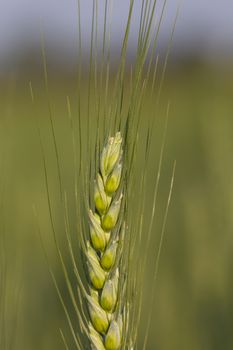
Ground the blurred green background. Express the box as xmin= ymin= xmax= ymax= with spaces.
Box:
xmin=1 ymin=59 xmax=233 ymax=349
xmin=1 ymin=1 xmax=233 ymax=349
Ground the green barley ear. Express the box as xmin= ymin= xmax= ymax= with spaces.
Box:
xmin=84 ymin=132 xmax=125 ymax=349
xmin=46 ymin=1 xmax=176 ymax=348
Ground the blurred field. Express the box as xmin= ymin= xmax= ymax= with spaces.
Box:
xmin=1 ymin=59 xmax=233 ymax=349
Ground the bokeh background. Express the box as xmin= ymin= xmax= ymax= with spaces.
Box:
xmin=1 ymin=0 xmax=233 ymax=349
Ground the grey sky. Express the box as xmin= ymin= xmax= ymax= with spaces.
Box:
xmin=0 ymin=0 xmax=233 ymax=68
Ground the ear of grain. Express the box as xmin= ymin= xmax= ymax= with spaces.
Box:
xmin=84 ymin=132 xmax=124 ymax=350
xmin=42 ymin=0 xmax=177 ymax=348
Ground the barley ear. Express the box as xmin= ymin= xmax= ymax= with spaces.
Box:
xmin=85 ymin=132 xmax=125 ymax=350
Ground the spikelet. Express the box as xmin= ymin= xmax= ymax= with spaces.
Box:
xmin=84 ymin=132 xmax=125 ymax=350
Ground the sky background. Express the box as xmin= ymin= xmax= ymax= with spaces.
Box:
xmin=0 ymin=0 xmax=233 ymax=71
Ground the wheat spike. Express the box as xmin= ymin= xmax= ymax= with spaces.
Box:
xmin=84 ymin=132 xmax=125 ymax=350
